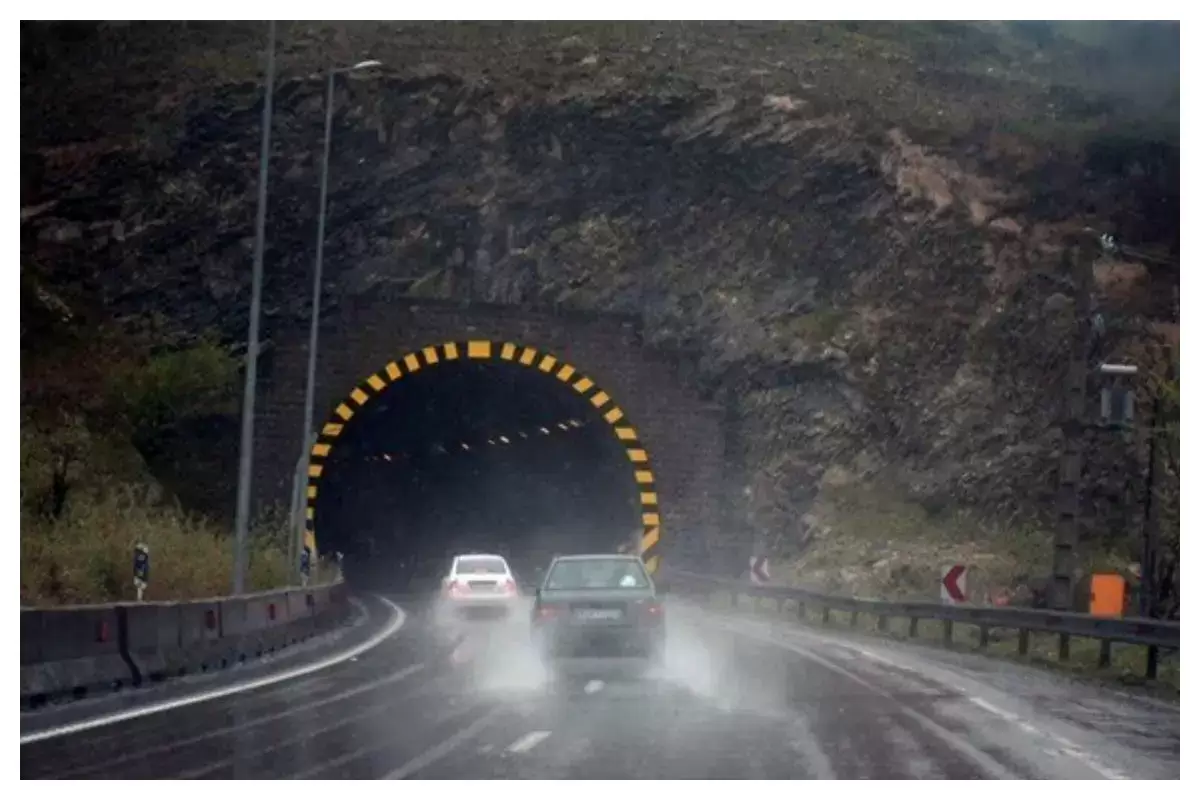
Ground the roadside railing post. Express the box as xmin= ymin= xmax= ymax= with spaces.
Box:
xmin=667 ymin=570 xmax=1176 ymax=684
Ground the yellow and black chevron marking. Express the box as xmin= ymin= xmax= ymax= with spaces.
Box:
xmin=305 ymin=340 xmax=662 ymax=573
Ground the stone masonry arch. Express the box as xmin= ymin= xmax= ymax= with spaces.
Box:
xmin=305 ymin=339 xmax=664 ymax=570
xmin=253 ymin=294 xmax=726 ymax=573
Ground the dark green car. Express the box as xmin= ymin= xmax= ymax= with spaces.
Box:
xmin=531 ymin=554 xmax=666 ymax=668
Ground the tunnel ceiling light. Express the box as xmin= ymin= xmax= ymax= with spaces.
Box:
xmin=499 ymin=436 xmax=510 ymax=444
xmin=558 ymin=423 xmax=569 ymax=431
xmin=488 ymin=439 xmax=496 ymax=445
xmin=383 ymin=454 xmax=392 ymax=461
xmin=539 ymin=427 xmax=550 ymax=435
xmin=519 ymin=431 xmax=528 ymax=438
xmin=569 ymin=419 xmax=582 ymax=428
xmin=461 ymin=443 xmax=470 ymax=451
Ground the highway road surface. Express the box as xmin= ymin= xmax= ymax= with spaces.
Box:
xmin=21 ymin=594 xmax=1180 ymax=779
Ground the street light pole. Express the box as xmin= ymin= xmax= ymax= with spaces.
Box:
xmin=294 ymin=59 xmax=384 ymax=581
xmin=233 ymin=20 xmax=277 ymax=595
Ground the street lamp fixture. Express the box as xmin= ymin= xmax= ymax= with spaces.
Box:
xmin=1098 ymin=363 xmax=1138 ymax=428
xmin=343 ymin=59 xmax=383 ymax=72
xmin=293 ymin=57 xmax=386 ymax=582
xmin=233 ymin=20 xmax=278 ymax=595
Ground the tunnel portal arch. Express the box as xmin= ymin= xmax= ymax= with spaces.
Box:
xmin=305 ymin=339 xmax=663 ymax=572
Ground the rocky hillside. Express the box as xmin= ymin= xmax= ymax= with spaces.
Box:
xmin=21 ymin=22 xmax=1179 ymax=597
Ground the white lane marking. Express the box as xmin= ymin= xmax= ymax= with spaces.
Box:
xmin=700 ymin=615 xmax=1020 ymax=779
xmin=967 ymin=696 xmax=1127 ymax=779
xmin=584 ymin=679 xmax=604 ymax=694
xmin=506 ymin=730 xmax=551 ymax=753
xmin=968 ymin=696 xmax=1021 ymax=723
xmin=292 ymin=702 xmax=482 ymax=780
xmin=694 ymin=604 xmax=1131 ymax=780
xmin=55 ymin=662 xmax=427 ymax=779
xmin=177 ymin=662 xmax=442 ymax=779
xmin=384 ymin=709 xmax=501 ymax=779
xmin=20 ymin=595 xmax=408 ymax=746
xmin=855 ymin=648 xmax=902 ymax=668
xmin=1048 ymin=737 xmax=1128 ymax=780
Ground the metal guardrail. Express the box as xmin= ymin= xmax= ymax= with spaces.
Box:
xmin=662 ymin=569 xmax=1179 ymax=680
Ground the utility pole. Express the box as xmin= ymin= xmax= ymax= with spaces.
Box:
xmin=1140 ymin=386 xmax=1162 ymax=619
xmin=232 ymin=20 xmax=277 ymax=595
xmin=1050 ymin=236 xmax=1096 ymax=617
xmin=295 ymin=59 xmax=382 ymax=582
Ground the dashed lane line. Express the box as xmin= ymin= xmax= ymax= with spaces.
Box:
xmin=53 ymin=662 xmax=428 ymax=778
xmin=384 ymin=708 xmax=503 ymax=779
xmin=506 ymin=730 xmax=552 ymax=754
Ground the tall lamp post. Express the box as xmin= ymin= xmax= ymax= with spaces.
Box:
xmin=293 ymin=59 xmax=384 ymax=581
xmin=233 ymin=20 xmax=277 ymax=595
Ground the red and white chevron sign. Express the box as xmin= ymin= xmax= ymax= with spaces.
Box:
xmin=941 ymin=564 xmax=967 ymax=604
xmin=749 ymin=556 xmax=770 ymax=584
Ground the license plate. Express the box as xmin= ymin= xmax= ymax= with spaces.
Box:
xmin=574 ymin=608 xmax=622 ymax=621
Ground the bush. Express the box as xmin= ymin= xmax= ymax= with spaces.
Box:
xmin=20 ymin=485 xmax=293 ymax=606
xmin=105 ymin=337 xmax=239 ymax=436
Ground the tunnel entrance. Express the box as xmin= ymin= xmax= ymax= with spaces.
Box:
xmin=307 ymin=342 xmax=661 ymax=592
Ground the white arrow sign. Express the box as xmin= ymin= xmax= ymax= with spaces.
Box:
xmin=749 ymin=556 xmax=770 ymax=584
xmin=940 ymin=564 xmax=967 ymax=604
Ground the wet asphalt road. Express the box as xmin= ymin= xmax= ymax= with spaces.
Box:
xmin=20 ymin=594 xmax=1180 ymax=779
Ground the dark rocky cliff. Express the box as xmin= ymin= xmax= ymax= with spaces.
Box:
xmin=21 ymin=22 xmax=1179 ymax=592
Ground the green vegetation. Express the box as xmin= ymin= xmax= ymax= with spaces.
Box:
xmin=105 ymin=338 xmax=240 ymax=439
xmin=786 ymin=308 xmax=849 ymax=346
xmin=793 ymin=481 xmax=1064 ymax=602
xmin=20 ymin=268 xmax=316 ymax=606
xmin=20 ymin=486 xmax=292 ymax=606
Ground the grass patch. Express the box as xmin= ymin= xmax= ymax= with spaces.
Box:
xmin=20 ymin=485 xmax=332 ymax=606
xmin=792 ymin=481 xmax=1060 ymax=602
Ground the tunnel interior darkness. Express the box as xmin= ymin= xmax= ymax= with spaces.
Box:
xmin=315 ymin=359 xmax=642 ymax=589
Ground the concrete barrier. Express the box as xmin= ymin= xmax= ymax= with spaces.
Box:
xmin=178 ymin=599 xmax=225 ymax=672
xmin=124 ymin=602 xmax=182 ymax=684
xmin=20 ymin=581 xmax=348 ymax=708
xmin=21 ymin=605 xmax=132 ymax=705
xmin=285 ymin=590 xmax=315 ymax=643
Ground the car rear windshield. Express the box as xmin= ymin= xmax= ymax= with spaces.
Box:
xmin=545 ymin=558 xmax=650 ymax=590
xmin=455 ymin=557 xmax=507 ymax=575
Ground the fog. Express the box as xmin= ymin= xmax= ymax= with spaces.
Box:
xmin=423 ymin=594 xmax=784 ymax=717
xmin=319 ymin=359 xmax=642 ymax=592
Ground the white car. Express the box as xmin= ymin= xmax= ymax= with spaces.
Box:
xmin=441 ymin=553 xmax=520 ymax=617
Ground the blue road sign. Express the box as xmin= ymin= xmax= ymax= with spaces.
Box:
xmin=134 ymin=544 xmax=150 ymax=584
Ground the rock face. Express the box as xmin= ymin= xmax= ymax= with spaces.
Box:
xmin=21 ymin=22 xmax=1179 ymax=559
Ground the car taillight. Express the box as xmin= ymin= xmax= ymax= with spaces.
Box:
xmin=502 ymin=579 xmax=517 ymax=595
xmin=446 ymin=580 xmax=464 ymax=596
xmin=641 ymin=601 xmax=664 ymax=619
xmin=535 ymin=605 xmax=561 ymax=622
